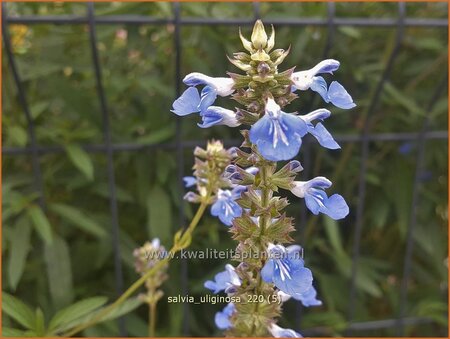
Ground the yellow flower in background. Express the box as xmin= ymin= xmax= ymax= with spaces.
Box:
xmin=10 ymin=24 xmax=31 ymax=54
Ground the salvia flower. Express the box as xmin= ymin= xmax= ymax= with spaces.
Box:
xmin=291 ymin=59 xmax=355 ymax=109
xmin=204 ymin=264 xmax=241 ymax=294
xmin=290 ymin=176 xmax=349 ymax=220
xmin=268 ymin=324 xmax=303 ymax=338
xmin=172 ymin=73 xmax=239 ymax=128
xmin=211 ymin=187 xmax=245 ymax=226
xmin=261 ymin=244 xmax=313 ymax=298
xmin=172 ymin=73 xmax=234 ymax=116
xmin=249 ymin=98 xmax=308 ymax=161
xmin=215 ymin=303 xmax=235 ymax=330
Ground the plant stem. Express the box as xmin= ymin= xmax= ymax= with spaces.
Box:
xmin=149 ymin=301 xmax=156 ymax=337
xmin=62 ymin=195 xmax=211 ymax=337
xmin=249 ymin=162 xmax=271 ymax=336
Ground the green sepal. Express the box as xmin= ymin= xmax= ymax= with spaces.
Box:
xmin=230 ymin=214 xmax=259 ymax=242
xmin=263 ymin=214 xmax=295 ymax=244
xmin=236 ymin=108 xmax=259 ymax=125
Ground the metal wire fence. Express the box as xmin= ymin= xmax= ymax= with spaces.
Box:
xmin=2 ymin=1 xmax=448 ymax=337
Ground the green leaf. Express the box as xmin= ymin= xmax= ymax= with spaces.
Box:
xmin=2 ymin=292 xmax=36 ymax=330
xmin=7 ymin=216 xmax=32 ymax=290
xmin=323 ymin=217 xmax=345 ymax=256
xmin=27 ymin=205 xmax=53 ymax=245
xmin=65 ymin=144 xmax=94 ymax=181
xmin=146 ymin=186 xmax=172 ymax=244
xmin=49 ymin=203 xmax=106 ymax=238
xmin=48 ymin=296 xmax=108 ymax=332
xmin=55 ymin=297 xmax=142 ymax=334
xmin=136 ymin=125 xmax=174 ymax=145
xmin=2 ymin=327 xmax=27 ymax=337
xmin=100 ymin=297 xmax=143 ymax=322
xmin=35 ymin=308 xmax=45 ymax=336
xmin=8 ymin=126 xmax=28 ymax=147
xmin=44 ymin=236 xmax=74 ymax=310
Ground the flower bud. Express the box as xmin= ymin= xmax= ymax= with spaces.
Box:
xmin=257 ymin=62 xmax=271 ymax=76
xmin=287 ymin=160 xmax=303 ymax=173
xmin=225 ymin=164 xmax=238 ymax=175
xmin=251 ymin=20 xmax=268 ymax=50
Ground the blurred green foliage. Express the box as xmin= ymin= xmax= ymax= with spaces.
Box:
xmin=2 ymin=2 xmax=448 ymax=337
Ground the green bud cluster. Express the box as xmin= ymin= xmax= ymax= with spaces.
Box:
xmin=186 ymin=140 xmax=234 ymax=204
xmin=227 ymin=20 xmax=297 ymax=115
xmin=133 ymin=241 xmax=169 ymax=306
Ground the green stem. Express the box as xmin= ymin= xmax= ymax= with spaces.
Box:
xmin=249 ymin=162 xmax=271 ymax=336
xmin=62 ymin=195 xmax=211 ymax=337
xmin=149 ymin=301 xmax=156 ymax=337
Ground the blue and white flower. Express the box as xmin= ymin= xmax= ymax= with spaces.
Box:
xmin=211 ymin=187 xmax=245 ymax=226
xmin=291 ymin=59 xmax=355 ymax=109
xmin=299 ymin=108 xmax=340 ymax=150
xmin=290 ymin=177 xmax=349 ymax=220
xmin=215 ymin=303 xmax=235 ymax=330
xmin=261 ymin=244 xmax=313 ymax=299
xmin=249 ymin=98 xmax=308 ymax=161
xmin=268 ymin=323 xmax=302 ymax=338
xmin=204 ymin=264 xmax=241 ymax=294
xmin=171 ymin=73 xmax=239 ymax=127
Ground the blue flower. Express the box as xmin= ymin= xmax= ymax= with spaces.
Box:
xmin=215 ymin=303 xmax=235 ymax=330
xmin=211 ymin=187 xmax=244 ymax=226
xmin=204 ymin=264 xmax=241 ymax=294
xmin=268 ymin=324 xmax=302 ymax=338
xmin=290 ymin=177 xmax=349 ymax=220
xmin=183 ymin=176 xmax=197 ymax=188
xmin=171 ymin=73 xmax=238 ymax=127
xmin=299 ymin=108 xmax=340 ymax=150
xmin=291 ymin=59 xmax=355 ymax=109
xmin=261 ymin=244 xmax=313 ymax=298
xmin=249 ymin=98 xmax=308 ymax=161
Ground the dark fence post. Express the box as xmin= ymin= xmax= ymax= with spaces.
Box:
xmin=86 ymin=2 xmax=126 ymax=335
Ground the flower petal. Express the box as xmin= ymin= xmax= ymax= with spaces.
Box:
xmin=310 ymin=59 xmax=340 ymax=75
xmin=183 ymin=176 xmax=197 ymax=187
xmin=327 ymin=81 xmax=356 ymax=109
xmin=293 ymin=285 xmax=322 ymax=307
xmin=321 ymin=193 xmax=349 ymax=220
xmin=171 ymin=87 xmax=201 ymax=116
xmin=308 ymin=122 xmax=340 ymax=150
xmin=249 ymin=113 xmax=307 ymax=161
xmin=261 ymin=259 xmax=275 ymax=283
xmin=183 ymin=72 xmax=234 ymax=96
xmin=310 ymin=76 xmax=328 ymax=102
xmin=198 ymin=86 xmax=218 ymax=111
xmin=215 ymin=304 xmax=233 ymax=330
xmin=198 ymin=109 xmax=223 ymax=128
xmin=269 ymin=324 xmax=303 ymax=338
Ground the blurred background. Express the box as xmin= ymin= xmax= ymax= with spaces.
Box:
xmin=2 ymin=1 xmax=448 ymax=337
